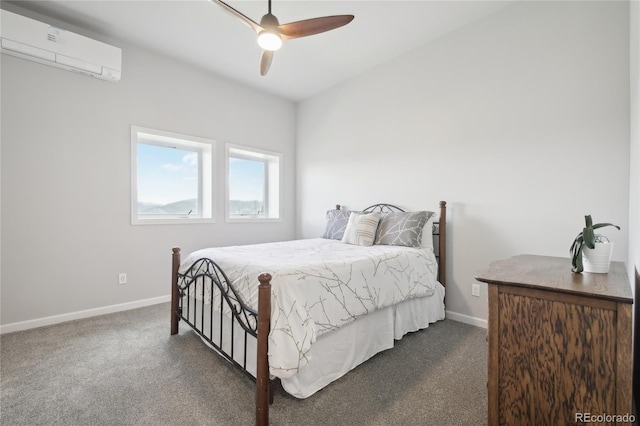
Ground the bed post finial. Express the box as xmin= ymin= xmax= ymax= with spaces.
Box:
xmin=256 ymin=273 xmax=272 ymax=426
xmin=171 ymin=247 xmax=181 ymax=335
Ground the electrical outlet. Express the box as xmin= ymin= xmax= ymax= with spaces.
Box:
xmin=472 ymin=283 xmax=480 ymax=297
xmin=118 ymin=273 xmax=127 ymax=285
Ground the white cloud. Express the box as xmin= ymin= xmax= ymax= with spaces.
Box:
xmin=161 ymin=163 xmax=181 ymax=171
xmin=183 ymin=152 xmax=198 ymax=167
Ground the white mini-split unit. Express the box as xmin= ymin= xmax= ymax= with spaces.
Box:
xmin=0 ymin=9 xmax=122 ymax=82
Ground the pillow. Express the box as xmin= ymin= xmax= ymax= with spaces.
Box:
xmin=374 ymin=211 xmax=434 ymax=247
xmin=341 ymin=212 xmax=382 ymax=246
xmin=421 ymin=214 xmax=437 ymax=251
xmin=321 ymin=209 xmax=351 ymax=240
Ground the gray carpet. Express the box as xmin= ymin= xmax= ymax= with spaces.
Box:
xmin=1 ymin=303 xmax=487 ymax=426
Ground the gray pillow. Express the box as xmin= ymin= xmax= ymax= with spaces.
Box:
xmin=321 ymin=209 xmax=351 ymax=240
xmin=374 ymin=211 xmax=434 ymax=247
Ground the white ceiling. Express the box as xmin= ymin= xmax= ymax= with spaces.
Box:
xmin=8 ymin=1 xmax=512 ymax=101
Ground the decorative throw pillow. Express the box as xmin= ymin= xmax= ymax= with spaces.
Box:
xmin=375 ymin=211 xmax=434 ymax=247
xmin=321 ymin=209 xmax=351 ymax=240
xmin=341 ymin=212 xmax=382 ymax=246
xmin=421 ymin=214 xmax=437 ymax=251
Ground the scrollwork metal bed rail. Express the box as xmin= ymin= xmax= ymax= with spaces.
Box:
xmin=174 ymin=256 xmax=259 ymax=373
xmin=171 ymin=248 xmax=275 ymax=426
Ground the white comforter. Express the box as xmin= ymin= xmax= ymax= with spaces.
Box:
xmin=179 ymin=238 xmax=438 ymax=379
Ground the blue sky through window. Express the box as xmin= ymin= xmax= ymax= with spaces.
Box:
xmin=137 ymin=143 xmax=198 ymax=206
xmin=229 ymin=157 xmax=264 ymax=202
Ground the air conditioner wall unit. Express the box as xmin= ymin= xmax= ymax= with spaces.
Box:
xmin=0 ymin=9 xmax=122 ymax=82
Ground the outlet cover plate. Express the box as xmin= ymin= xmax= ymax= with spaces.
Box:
xmin=472 ymin=283 xmax=480 ymax=297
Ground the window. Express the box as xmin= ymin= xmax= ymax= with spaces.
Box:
xmin=131 ymin=126 xmax=214 ymax=225
xmin=226 ymin=143 xmax=281 ymax=222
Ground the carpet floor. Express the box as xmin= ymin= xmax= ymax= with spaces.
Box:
xmin=1 ymin=303 xmax=487 ymax=425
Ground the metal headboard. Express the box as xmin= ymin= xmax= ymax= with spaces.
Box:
xmin=362 ymin=203 xmax=405 ymax=214
xmin=337 ymin=202 xmax=447 ymax=286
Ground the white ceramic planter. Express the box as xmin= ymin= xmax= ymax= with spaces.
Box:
xmin=582 ymin=242 xmax=614 ymax=273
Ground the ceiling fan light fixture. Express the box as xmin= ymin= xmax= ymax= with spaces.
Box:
xmin=257 ymin=31 xmax=282 ymax=51
xmin=212 ymin=0 xmax=354 ymax=75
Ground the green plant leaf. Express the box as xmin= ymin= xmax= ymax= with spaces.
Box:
xmin=583 ymin=226 xmax=595 ymax=249
xmin=592 ymin=223 xmax=620 ymax=231
xmin=571 ymin=244 xmax=584 ymax=273
xmin=584 ymin=215 xmax=593 ymax=228
xmin=570 ymin=235 xmax=583 ymax=271
xmin=570 ymin=234 xmax=583 ymax=252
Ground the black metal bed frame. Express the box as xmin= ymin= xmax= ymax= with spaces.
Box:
xmin=176 ymin=257 xmax=259 ymax=381
xmin=171 ymin=201 xmax=447 ymax=426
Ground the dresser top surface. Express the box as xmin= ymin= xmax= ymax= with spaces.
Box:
xmin=475 ymin=254 xmax=633 ymax=303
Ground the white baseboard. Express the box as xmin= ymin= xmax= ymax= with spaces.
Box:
xmin=2 ymin=298 xmax=486 ymax=334
xmin=446 ymin=310 xmax=488 ymax=329
xmin=0 ymin=295 xmax=171 ymax=334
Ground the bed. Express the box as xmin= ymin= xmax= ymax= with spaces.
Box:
xmin=170 ymin=201 xmax=447 ymax=425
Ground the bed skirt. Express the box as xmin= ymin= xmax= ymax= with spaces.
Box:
xmin=188 ymin=283 xmax=445 ymax=398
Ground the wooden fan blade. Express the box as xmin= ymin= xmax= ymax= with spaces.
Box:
xmin=278 ymin=15 xmax=354 ymax=40
xmin=212 ymin=0 xmax=263 ymax=33
xmin=260 ymin=50 xmax=274 ymax=76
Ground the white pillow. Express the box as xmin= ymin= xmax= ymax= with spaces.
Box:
xmin=421 ymin=214 xmax=437 ymax=251
xmin=342 ymin=212 xmax=382 ymax=246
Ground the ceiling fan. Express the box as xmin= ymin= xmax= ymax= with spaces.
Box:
xmin=212 ymin=0 xmax=354 ymax=76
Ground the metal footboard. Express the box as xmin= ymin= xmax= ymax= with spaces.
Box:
xmin=176 ymin=256 xmax=259 ymax=378
xmin=170 ymin=247 xmax=273 ymax=426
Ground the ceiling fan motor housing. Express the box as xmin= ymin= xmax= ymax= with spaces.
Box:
xmin=259 ymin=13 xmax=280 ymax=29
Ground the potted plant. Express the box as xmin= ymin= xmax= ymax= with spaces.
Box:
xmin=570 ymin=215 xmax=620 ymax=273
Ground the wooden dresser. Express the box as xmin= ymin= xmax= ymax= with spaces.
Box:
xmin=476 ymin=255 xmax=634 ymax=425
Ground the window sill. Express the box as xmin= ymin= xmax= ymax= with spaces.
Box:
xmin=225 ymin=217 xmax=282 ymax=224
xmin=132 ymin=217 xmax=215 ymax=225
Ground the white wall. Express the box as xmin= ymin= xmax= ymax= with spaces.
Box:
xmin=630 ymin=1 xmax=639 ymax=289
xmin=629 ymin=1 xmax=639 ymax=400
xmin=296 ymin=1 xmax=630 ymax=324
xmin=1 ymin=13 xmax=296 ymax=328
xmin=2 ymin=1 xmax=634 ymax=331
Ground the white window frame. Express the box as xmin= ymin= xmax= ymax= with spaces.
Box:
xmin=225 ymin=143 xmax=282 ymax=223
xmin=131 ymin=126 xmax=215 ymax=225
